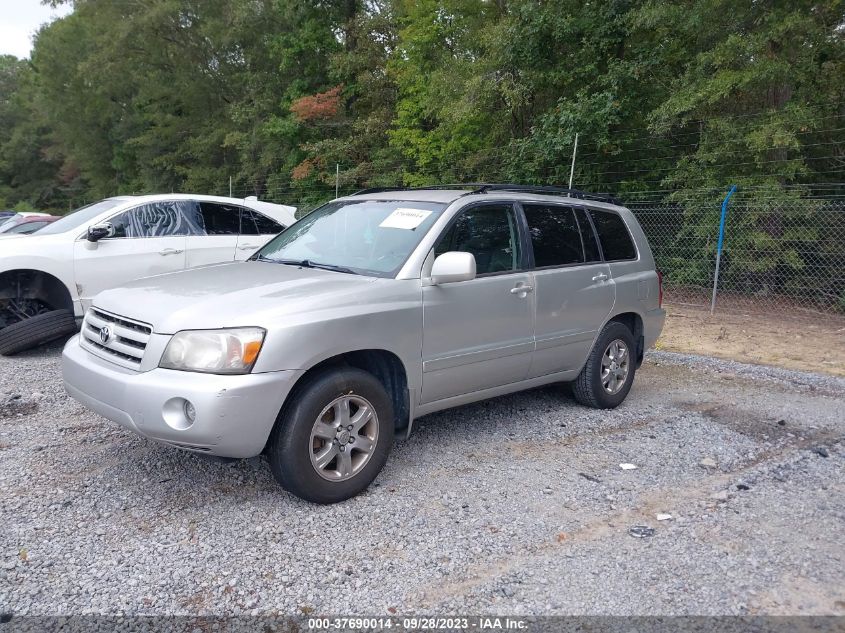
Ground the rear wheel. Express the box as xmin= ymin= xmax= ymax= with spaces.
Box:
xmin=572 ymin=321 xmax=636 ymax=409
xmin=266 ymin=367 xmax=393 ymax=503
xmin=0 ymin=309 xmax=77 ymax=356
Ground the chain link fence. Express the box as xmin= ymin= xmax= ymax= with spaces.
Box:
xmin=114 ymin=176 xmax=845 ymax=320
xmin=243 ymin=180 xmax=845 ymax=318
xmin=627 ymin=187 xmax=845 ymax=318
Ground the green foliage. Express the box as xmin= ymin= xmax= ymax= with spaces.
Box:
xmin=0 ymin=0 xmax=843 ymax=306
xmin=12 ymin=200 xmax=38 ymax=212
xmin=0 ymin=54 xmax=71 ymax=210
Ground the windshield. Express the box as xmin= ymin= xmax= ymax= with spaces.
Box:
xmin=35 ymin=199 xmax=128 ymax=235
xmin=255 ymin=199 xmax=446 ymax=277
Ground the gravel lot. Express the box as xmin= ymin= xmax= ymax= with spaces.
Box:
xmin=1 ymin=342 xmax=843 ymax=617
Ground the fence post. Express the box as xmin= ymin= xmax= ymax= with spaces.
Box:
xmin=335 ymin=164 xmax=340 ymax=199
xmin=710 ymin=184 xmax=737 ymax=315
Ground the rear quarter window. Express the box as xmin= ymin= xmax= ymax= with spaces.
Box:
xmin=588 ymin=209 xmax=637 ymax=261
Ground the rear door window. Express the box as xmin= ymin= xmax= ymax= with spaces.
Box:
xmin=198 ymin=202 xmax=241 ymax=235
xmin=522 ymin=204 xmax=584 ymax=267
xmin=241 ymin=209 xmax=284 ymax=235
xmin=588 ymin=209 xmax=637 ymax=261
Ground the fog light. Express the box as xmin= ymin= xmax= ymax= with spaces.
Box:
xmin=163 ymin=397 xmax=195 ymax=431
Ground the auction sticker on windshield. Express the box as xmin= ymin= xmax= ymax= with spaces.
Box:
xmin=379 ymin=208 xmax=432 ymax=230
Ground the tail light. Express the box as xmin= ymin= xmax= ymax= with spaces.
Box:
xmin=657 ymin=270 xmax=664 ymax=308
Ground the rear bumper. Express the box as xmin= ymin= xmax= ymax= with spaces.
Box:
xmin=62 ymin=335 xmax=297 ymax=458
xmin=644 ymin=307 xmax=666 ymax=350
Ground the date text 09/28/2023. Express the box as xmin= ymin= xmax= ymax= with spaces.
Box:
xmin=306 ymin=616 xmax=528 ymax=630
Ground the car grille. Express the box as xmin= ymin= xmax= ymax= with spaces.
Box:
xmin=81 ymin=308 xmax=152 ymax=370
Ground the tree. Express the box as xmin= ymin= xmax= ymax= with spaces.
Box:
xmin=0 ymin=0 xmax=842 ymax=269
xmin=0 ymin=55 xmax=70 ymax=210
xmin=630 ymin=0 xmax=845 ymax=297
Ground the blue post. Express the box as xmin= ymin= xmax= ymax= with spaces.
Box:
xmin=710 ymin=185 xmax=737 ymax=315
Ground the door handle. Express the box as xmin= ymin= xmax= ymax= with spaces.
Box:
xmin=159 ymin=248 xmax=184 ymax=256
xmin=592 ymin=273 xmax=608 ymax=282
xmin=510 ymin=284 xmax=534 ymax=295
xmin=238 ymin=245 xmax=258 ymax=250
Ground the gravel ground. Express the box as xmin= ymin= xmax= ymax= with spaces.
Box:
xmin=1 ymin=342 xmax=843 ymax=617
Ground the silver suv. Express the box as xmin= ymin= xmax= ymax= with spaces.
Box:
xmin=62 ymin=185 xmax=665 ymax=503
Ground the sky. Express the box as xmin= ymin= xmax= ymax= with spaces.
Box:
xmin=0 ymin=0 xmax=73 ymax=59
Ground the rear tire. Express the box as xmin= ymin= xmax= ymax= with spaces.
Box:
xmin=266 ymin=367 xmax=394 ymax=504
xmin=0 ymin=310 xmax=77 ymax=356
xmin=572 ymin=321 xmax=636 ymax=409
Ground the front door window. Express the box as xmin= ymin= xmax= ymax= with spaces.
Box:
xmin=435 ymin=204 xmax=522 ymax=274
xmin=108 ymin=200 xmax=203 ymax=238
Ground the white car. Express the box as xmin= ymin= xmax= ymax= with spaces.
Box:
xmin=0 ymin=194 xmax=296 ymax=354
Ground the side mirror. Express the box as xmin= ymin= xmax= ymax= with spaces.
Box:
xmin=430 ymin=251 xmax=476 ymax=285
xmin=87 ymin=223 xmax=113 ymax=242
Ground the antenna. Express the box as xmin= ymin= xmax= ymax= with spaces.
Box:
xmin=568 ymin=132 xmax=579 ymax=192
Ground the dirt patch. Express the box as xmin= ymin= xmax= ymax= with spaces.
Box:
xmin=657 ymin=303 xmax=845 ymax=377
xmin=0 ymin=396 xmax=38 ymax=419
xmin=678 ymin=401 xmax=794 ymax=442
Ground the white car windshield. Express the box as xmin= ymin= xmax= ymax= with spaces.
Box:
xmin=255 ymin=199 xmax=446 ymax=277
xmin=35 ymin=199 xmax=127 ymax=235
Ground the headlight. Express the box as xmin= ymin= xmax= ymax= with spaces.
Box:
xmin=159 ymin=328 xmax=266 ymax=374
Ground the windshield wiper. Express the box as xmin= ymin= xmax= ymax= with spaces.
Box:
xmin=274 ymin=259 xmax=358 ymax=275
xmin=306 ymin=261 xmax=359 ymax=275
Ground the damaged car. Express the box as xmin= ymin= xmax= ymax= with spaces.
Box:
xmin=0 ymin=194 xmax=295 ymax=355
xmin=63 ymin=185 xmax=665 ymax=503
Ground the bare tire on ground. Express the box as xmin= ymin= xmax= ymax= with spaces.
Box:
xmin=266 ymin=367 xmax=394 ymax=504
xmin=0 ymin=310 xmax=77 ymax=356
xmin=572 ymin=320 xmax=637 ymax=409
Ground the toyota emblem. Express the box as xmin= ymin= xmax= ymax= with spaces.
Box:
xmin=99 ymin=326 xmax=111 ymax=344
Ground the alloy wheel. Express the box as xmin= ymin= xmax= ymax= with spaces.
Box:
xmin=309 ymin=395 xmax=379 ymax=482
xmin=601 ymin=339 xmax=630 ymax=395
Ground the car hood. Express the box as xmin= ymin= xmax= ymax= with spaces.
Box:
xmin=93 ymin=261 xmax=382 ymax=333
xmin=0 ymin=231 xmax=71 ymax=253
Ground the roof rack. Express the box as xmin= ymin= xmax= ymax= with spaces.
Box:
xmin=352 ymin=184 xmax=487 ymax=195
xmin=352 ymin=183 xmax=622 ymax=206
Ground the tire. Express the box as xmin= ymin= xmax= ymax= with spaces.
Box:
xmin=0 ymin=310 xmax=77 ymax=356
xmin=266 ymin=367 xmax=394 ymax=504
xmin=572 ymin=320 xmax=637 ymax=409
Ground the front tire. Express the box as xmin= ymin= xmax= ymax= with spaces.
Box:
xmin=572 ymin=321 xmax=636 ymax=409
xmin=266 ymin=367 xmax=394 ymax=504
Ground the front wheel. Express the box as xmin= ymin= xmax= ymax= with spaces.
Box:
xmin=266 ymin=367 xmax=394 ymax=504
xmin=572 ymin=321 xmax=636 ymax=409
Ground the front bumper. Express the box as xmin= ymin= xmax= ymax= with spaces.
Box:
xmin=62 ymin=335 xmax=297 ymax=458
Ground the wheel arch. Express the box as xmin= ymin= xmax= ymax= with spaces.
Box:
xmin=0 ymin=269 xmax=75 ymax=317
xmin=263 ymin=348 xmax=410 ymax=453
xmin=607 ymin=311 xmax=645 ymax=367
